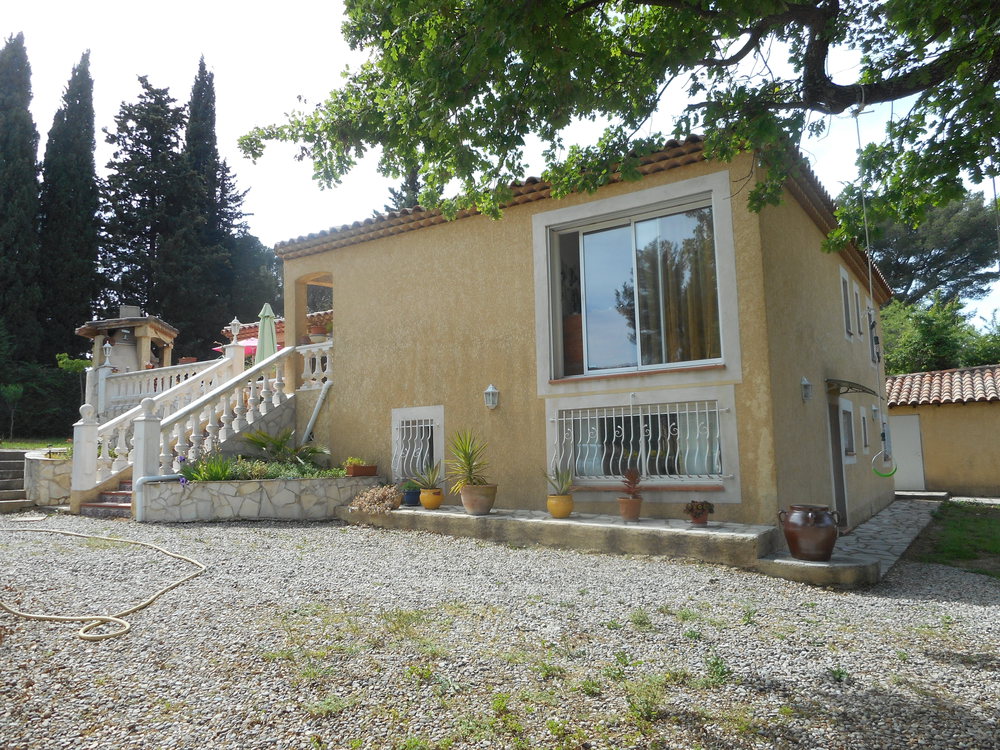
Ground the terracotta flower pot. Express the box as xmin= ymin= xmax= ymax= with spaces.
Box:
xmin=460 ymin=484 xmax=497 ymax=515
xmin=778 ymin=504 xmax=840 ymax=561
xmin=346 ymin=464 xmax=377 ymax=477
xmin=419 ymin=488 xmax=443 ymax=509
xmin=618 ymin=496 xmax=641 ymax=522
xmin=547 ymin=494 xmax=573 ymax=519
xmin=688 ymin=512 xmax=709 ymax=526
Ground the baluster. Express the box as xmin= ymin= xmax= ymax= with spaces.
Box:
xmin=219 ymin=392 xmax=235 ymax=442
xmin=259 ymin=374 xmax=272 ymax=416
xmin=205 ymin=402 xmax=220 ymax=454
xmin=174 ymin=419 xmax=190 ymax=470
xmin=233 ymin=384 xmax=248 ymax=432
xmin=126 ymin=425 xmax=136 ymax=467
xmin=96 ymin=434 xmax=112 ymax=481
xmin=300 ymin=351 xmax=313 ymax=389
xmin=159 ymin=428 xmax=173 ymax=475
xmin=321 ymin=347 xmax=333 ymax=382
xmin=246 ymin=380 xmax=261 ymax=424
xmin=189 ymin=412 xmax=205 ymax=462
xmin=273 ymin=365 xmax=287 ymax=405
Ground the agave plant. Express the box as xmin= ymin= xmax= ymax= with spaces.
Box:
xmin=446 ymin=430 xmax=490 ymax=493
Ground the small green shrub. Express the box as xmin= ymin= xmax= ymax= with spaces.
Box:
xmin=179 ymin=452 xmax=237 ymax=481
xmin=242 ymin=428 xmax=328 ymax=465
xmin=630 ymin=608 xmax=654 ymax=631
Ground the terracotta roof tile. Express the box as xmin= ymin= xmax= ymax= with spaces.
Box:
xmin=886 ymin=365 xmax=1000 ymax=407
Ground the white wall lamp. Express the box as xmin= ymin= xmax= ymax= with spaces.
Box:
xmin=484 ymin=384 xmax=499 ymax=410
xmin=801 ymin=377 xmax=813 ymax=402
xmin=102 ymin=339 xmax=113 ymax=366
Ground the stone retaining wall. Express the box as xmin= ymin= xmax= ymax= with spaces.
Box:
xmin=24 ymin=451 xmax=72 ymax=506
xmin=141 ymin=475 xmax=382 ymax=523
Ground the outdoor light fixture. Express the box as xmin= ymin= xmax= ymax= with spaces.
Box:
xmin=801 ymin=377 xmax=813 ymax=402
xmin=229 ymin=317 xmax=242 ymax=341
xmin=484 ymin=384 xmax=499 ymax=410
xmin=102 ymin=340 xmax=112 ymax=365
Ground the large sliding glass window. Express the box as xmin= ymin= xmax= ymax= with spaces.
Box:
xmin=558 ymin=205 xmax=721 ymax=376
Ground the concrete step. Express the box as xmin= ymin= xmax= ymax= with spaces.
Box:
xmin=79 ymin=502 xmax=132 ymax=519
xmin=0 ymin=467 xmax=24 ymax=480
xmin=0 ymin=499 xmax=33 ymax=514
xmin=98 ymin=490 xmax=132 ymax=503
xmin=0 ymin=449 xmax=27 ymax=458
xmin=0 ymin=489 xmax=28 ymax=501
xmin=895 ymin=490 xmax=950 ymax=502
xmin=0 ymin=478 xmax=24 ymax=491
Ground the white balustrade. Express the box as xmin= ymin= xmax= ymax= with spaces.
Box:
xmin=155 ymin=348 xmax=296 ymax=474
xmin=298 ymin=341 xmax=333 ymax=390
xmin=102 ymin=359 xmax=218 ymax=418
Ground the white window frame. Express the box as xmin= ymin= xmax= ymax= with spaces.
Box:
xmin=839 ymin=398 xmax=857 ymax=464
xmin=840 ymin=268 xmax=853 ymax=339
xmin=532 ymin=170 xmax=742 ymax=398
xmin=853 ymin=283 xmax=863 ymax=343
xmin=391 ymin=405 xmax=444 ymax=483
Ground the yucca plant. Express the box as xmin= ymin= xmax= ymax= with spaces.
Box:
xmin=544 ymin=467 xmax=574 ymax=495
xmin=242 ymin=428 xmax=328 ymax=466
xmin=412 ymin=461 xmax=442 ymax=489
xmin=179 ymin=452 xmax=237 ymax=482
xmin=446 ymin=430 xmax=490 ymax=493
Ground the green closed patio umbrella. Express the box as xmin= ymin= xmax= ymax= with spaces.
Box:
xmin=254 ymin=303 xmax=278 ymax=365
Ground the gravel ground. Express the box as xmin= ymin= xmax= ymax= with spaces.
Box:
xmin=1 ymin=511 xmax=998 ymax=750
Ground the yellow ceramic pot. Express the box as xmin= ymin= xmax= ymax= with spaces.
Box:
xmin=419 ymin=488 xmax=443 ymax=510
xmin=546 ymin=494 xmax=573 ymax=519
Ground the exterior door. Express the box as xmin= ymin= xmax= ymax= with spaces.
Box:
xmin=890 ymin=414 xmax=925 ymax=491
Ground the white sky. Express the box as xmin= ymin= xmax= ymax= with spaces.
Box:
xmin=5 ymin=1 xmax=999 ymax=322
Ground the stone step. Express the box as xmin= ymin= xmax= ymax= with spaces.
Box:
xmin=0 ymin=499 xmax=33 ymax=514
xmin=0 ymin=489 xmax=28 ymax=501
xmin=0 ymin=449 xmax=27 ymax=458
xmin=0 ymin=478 xmax=24 ymax=491
xmin=0 ymin=467 xmax=24 ymax=480
xmin=79 ymin=502 xmax=132 ymax=519
xmin=118 ymin=481 xmax=133 ymax=492
xmin=0 ymin=459 xmax=24 ymax=472
xmin=98 ymin=490 xmax=132 ymax=503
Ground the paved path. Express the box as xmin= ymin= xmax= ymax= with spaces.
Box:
xmin=836 ymin=498 xmax=940 ymax=575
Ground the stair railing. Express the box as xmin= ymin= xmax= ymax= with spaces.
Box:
xmin=99 ymin=360 xmax=218 ymax=419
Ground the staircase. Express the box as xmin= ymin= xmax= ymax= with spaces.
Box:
xmin=80 ymin=480 xmax=133 ymax=519
xmin=0 ymin=449 xmax=32 ymax=513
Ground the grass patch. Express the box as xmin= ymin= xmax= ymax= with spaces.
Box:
xmin=0 ymin=437 xmax=70 ymax=450
xmin=904 ymin=501 xmax=1000 ymax=579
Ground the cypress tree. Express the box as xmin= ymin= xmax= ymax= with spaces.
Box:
xmin=37 ymin=51 xmax=100 ymax=361
xmin=0 ymin=33 xmax=42 ymax=362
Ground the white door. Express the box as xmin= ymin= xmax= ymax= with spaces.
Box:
xmin=890 ymin=414 xmax=925 ymax=491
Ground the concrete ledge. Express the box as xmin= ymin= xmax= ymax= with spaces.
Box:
xmin=895 ymin=490 xmax=950 ymax=502
xmin=753 ymin=553 xmax=881 ymax=589
xmin=335 ymin=505 xmax=780 ymax=568
xmin=0 ymin=499 xmax=33 ymax=514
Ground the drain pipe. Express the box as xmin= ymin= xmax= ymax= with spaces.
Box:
xmin=133 ymin=474 xmax=183 ymax=523
xmin=301 ymin=380 xmax=332 ymax=445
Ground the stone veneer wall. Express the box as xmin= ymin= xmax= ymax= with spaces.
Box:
xmin=141 ymin=475 xmax=383 ymax=523
xmin=24 ymin=451 xmax=72 ymax=506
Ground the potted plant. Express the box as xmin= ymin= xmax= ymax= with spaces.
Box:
xmin=413 ymin=462 xmax=443 ymax=509
xmin=344 ymin=457 xmax=377 ymax=476
xmin=618 ymin=468 xmax=642 ymax=522
xmin=400 ymin=479 xmax=421 ymax=507
xmin=684 ymin=499 xmax=715 ymax=526
xmin=544 ymin=467 xmax=574 ymax=519
xmin=446 ymin=430 xmax=496 ymax=516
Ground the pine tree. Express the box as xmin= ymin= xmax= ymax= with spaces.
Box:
xmin=37 ymin=51 xmax=100 ymax=361
xmin=0 ymin=33 xmax=42 ymax=362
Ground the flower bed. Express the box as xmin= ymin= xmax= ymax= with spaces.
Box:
xmin=141 ymin=475 xmax=382 ymax=523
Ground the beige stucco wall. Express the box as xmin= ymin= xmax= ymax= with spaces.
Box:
xmin=891 ymin=402 xmax=1000 ymax=496
xmin=281 ymin=155 xmax=872 ymax=524
xmin=758 ymin=192 xmax=894 ymax=528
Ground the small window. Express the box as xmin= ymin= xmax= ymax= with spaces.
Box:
xmin=842 ymin=409 xmax=855 ymax=455
xmin=841 ymin=272 xmax=853 ymax=336
xmin=391 ymin=405 xmax=444 ymax=482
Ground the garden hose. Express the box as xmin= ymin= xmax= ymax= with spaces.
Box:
xmin=0 ymin=527 xmax=206 ymax=641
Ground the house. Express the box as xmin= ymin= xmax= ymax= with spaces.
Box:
xmin=887 ymin=364 xmax=1000 ymax=496
xmin=275 ymin=136 xmax=895 ymax=529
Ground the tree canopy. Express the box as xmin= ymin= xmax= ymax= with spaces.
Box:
xmin=240 ymin=0 xmax=1000 ymax=239
xmin=866 ymin=190 xmax=1000 ymax=305
xmin=881 ymin=293 xmax=1000 ymax=374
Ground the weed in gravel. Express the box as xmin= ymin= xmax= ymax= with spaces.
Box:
xmin=534 ymin=659 xmax=567 ymax=681
xmin=630 ymin=608 xmax=654 ymax=631
xmin=828 ymin=666 xmax=849 ymax=683
xmin=577 ymin=678 xmax=603 ymax=696
xmin=395 ymin=738 xmax=433 ymax=750
xmin=740 ymin=605 xmax=758 ymax=625
xmin=605 ymin=619 xmax=624 ymax=630
xmin=546 ymin=719 xmax=589 ymax=750
xmin=406 ymin=663 xmax=434 ymax=683
xmin=896 ymin=650 xmax=909 ymax=661
xmin=305 ymin=693 xmax=351 ymax=717
xmin=625 ymin=675 xmax=666 ymax=721
xmin=700 ymin=650 xmax=733 ymax=687
xmin=684 ymin=629 xmax=702 ymax=641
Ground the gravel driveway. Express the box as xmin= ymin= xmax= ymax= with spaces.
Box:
xmin=1 ymin=511 xmax=998 ymax=750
